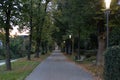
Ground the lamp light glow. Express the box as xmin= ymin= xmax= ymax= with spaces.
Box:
xmin=104 ymin=0 xmax=112 ymax=9
xmin=69 ymin=35 xmax=72 ymax=39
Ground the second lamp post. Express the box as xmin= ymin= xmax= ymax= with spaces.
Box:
xmin=104 ymin=0 xmax=112 ymax=48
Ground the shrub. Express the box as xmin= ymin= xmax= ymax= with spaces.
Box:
xmin=104 ymin=46 xmax=120 ymax=80
xmin=0 ymin=47 xmax=5 ymax=60
xmin=85 ymin=56 xmax=96 ymax=61
xmin=10 ymin=37 xmax=29 ymax=59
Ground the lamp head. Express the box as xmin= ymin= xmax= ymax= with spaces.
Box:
xmin=104 ymin=0 xmax=112 ymax=9
xmin=69 ymin=35 xmax=72 ymax=39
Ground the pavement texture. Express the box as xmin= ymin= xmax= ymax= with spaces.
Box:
xmin=25 ymin=50 xmax=94 ymax=80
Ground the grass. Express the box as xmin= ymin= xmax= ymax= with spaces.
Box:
xmin=0 ymin=53 xmax=50 ymax=80
xmin=64 ymin=53 xmax=103 ymax=80
xmin=79 ymin=62 xmax=103 ymax=80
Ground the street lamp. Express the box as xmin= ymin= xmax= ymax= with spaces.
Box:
xmin=104 ymin=0 xmax=112 ymax=9
xmin=69 ymin=35 xmax=72 ymax=39
xmin=68 ymin=35 xmax=72 ymax=55
xmin=104 ymin=0 xmax=112 ymax=48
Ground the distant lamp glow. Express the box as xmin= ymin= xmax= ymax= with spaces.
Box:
xmin=104 ymin=0 xmax=112 ymax=9
xmin=69 ymin=35 xmax=72 ymax=39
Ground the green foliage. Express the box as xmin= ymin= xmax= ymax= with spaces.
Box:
xmin=85 ymin=56 xmax=96 ymax=62
xmin=0 ymin=0 xmax=22 ymax=27
xmin=109 ymin=26 xmax=120 ymax=46
xmin=0 ymin=31 xmax=5 ymax=59
xmin=55 ymin=0 xmax=99 ymax=45
xmin=41 ymin=15 xmax=55 ymax=51
xmin=52 ymin=0 xmax=71 ymax=43
xmin=10 ymin=36 xmax=29 ymax=59
xmin=0 ymin=47 xmax=5 ymax=60
xmin=104 ymin=46 xmax=120 ymax=80
xmin=0 ymin=0 xmax=23 ymax=70
xmin=0 ymin=30 xmax=5 ymax=42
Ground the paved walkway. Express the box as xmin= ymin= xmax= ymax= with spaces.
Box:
xmin=25 ymin=50 xmax=94 ymax=80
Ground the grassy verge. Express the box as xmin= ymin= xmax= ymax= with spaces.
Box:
xmin=79 ymin=61 xmax=103 ymax=80
xmin=64 ymin=53 xmax=103 ymax=80
xmin=0 ymin=53 xmax=50 ymax=80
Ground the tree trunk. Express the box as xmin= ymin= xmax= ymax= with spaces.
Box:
xmin=96 ymin=35 xmax=105 ymax=66
xmin=28 ymin=24 xmax=32 ymax=60
xmin=28 ymin=0 xmax=33 ymax=60
xmin=5 ymin=27 xmax=11 ymax=70
xmin=45 ymin=42 xmax=48 ymax=53
xmin=96 ymin=19 xmax=106 ymax=66
xmin=41 ymin=42 xmax=45 ymax=55
xmin=34 ymin=0 xmax=49 ymax=57
xmin=78 ymin=30 xmax=80 ymax=59
xmin=28 ymin=20 xmax=32 ymax=60
xmin=34 ymin=39 xmax=41 ymax=58
xmin=72 ymin=38 xmax=74 ymax=54
xmin=5 ymin=10 xmax=11 ymax=70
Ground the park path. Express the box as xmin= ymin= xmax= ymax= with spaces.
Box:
xmin=25 ymin=50 xmax=94 ymax=80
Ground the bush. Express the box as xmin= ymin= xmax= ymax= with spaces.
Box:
xmin=10 ymin=36 xmax=29 ymax=59
xmin=84 ymin=50 xmax=97 ymax=58
xmin=85 ymin=56 xmax=96 ymax=61
xmin=104 ymin=46 xmax=120 ymax=80
xmin=109 ymin=26 xmax=120 ymax=46
xmin=0 ymin=47 xmax=5 ymax=60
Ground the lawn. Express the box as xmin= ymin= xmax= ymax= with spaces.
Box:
xmin=0 ymin=53 xmax=50 ymax=80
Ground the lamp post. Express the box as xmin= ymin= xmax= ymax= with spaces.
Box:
xmin=104 ymin=0 xmax=112 ymax=48
xmin=69 ymin=35 xmax=72 ymax=55
xmin=63 ymin=41 xmax=66 ymax=52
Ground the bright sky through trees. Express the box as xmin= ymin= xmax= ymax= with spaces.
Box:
xmin=10 ymin=26 xmax=29 ymax=36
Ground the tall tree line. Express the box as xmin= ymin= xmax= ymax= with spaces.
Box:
xmin=55 ymin=0 xmax=120 ymax=65
xmin=0 ymin=0 xmax=56 ymax=70
xmin=0 ymin=0 xmax=22 ymax=70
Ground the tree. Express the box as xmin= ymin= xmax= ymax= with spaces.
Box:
xmin=56 ymin=0 xmax=93 ymax=56
xmin=0 ymin=0 xmax=22 ymax=70
xmin=41 ymin=14 xmax=56 ymax=54
xmin=21 ymin=0 xmax=34 ymax=60
xmin=94 ymin=0 xmax=120 ymax=65
xmin=33 ymin=0 xmax=50 ymax=58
